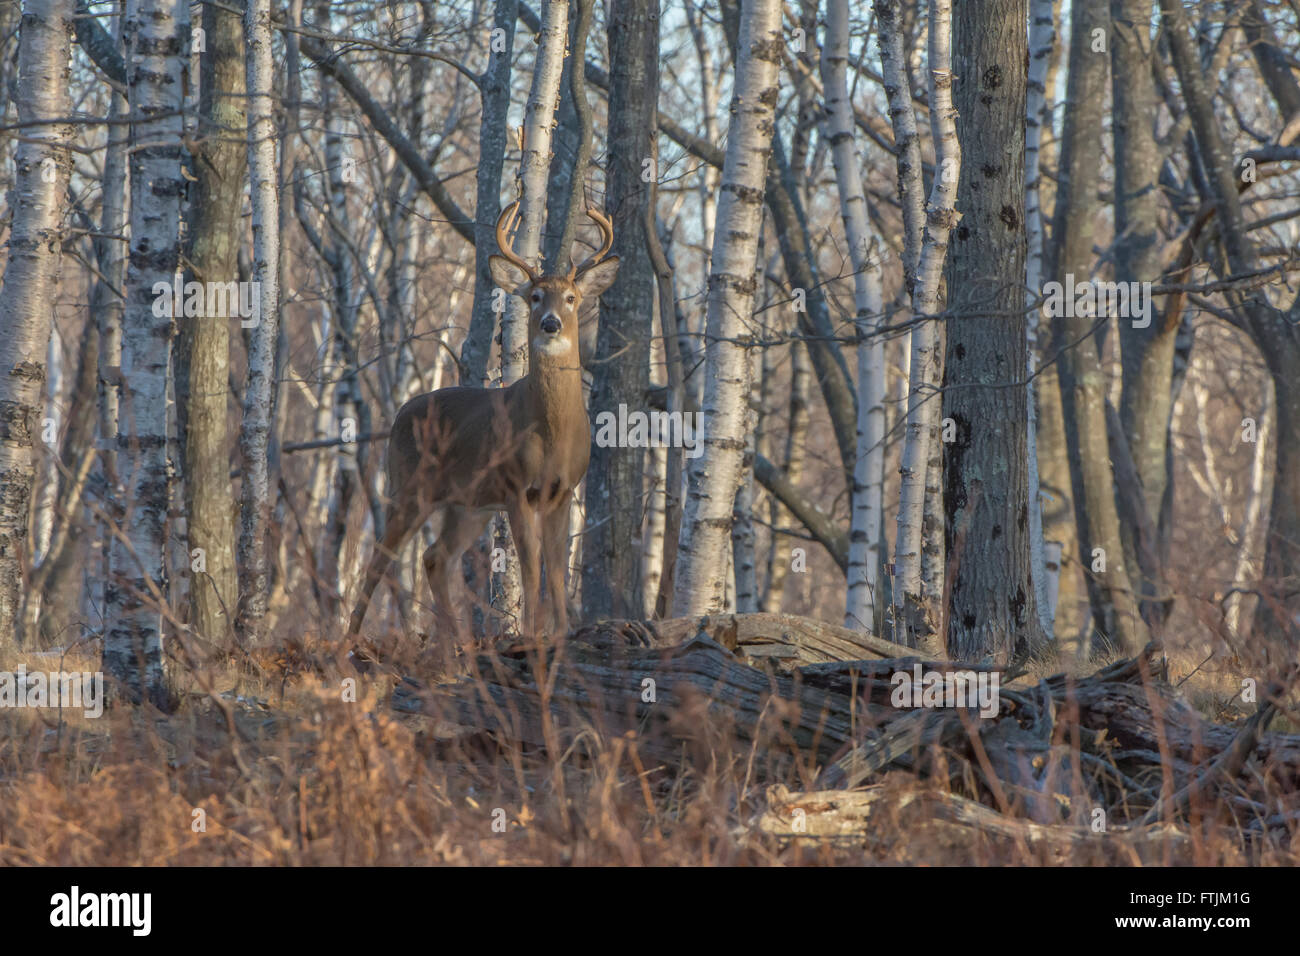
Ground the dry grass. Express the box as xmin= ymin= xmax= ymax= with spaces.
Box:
xmin=0 ymin=625 xmax=1295 ymax=867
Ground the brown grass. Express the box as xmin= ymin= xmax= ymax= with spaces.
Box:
xmin=0 ymin=626 xmax=1295 ymax=867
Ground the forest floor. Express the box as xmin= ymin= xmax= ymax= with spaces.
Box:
xmin=0 ymin=619 xmax=1295 ymax=866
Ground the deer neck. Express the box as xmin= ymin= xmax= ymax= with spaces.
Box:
xmin=518 ymin=346 xmax=586 ymax=439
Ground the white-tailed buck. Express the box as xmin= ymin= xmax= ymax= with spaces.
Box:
xmin=346 ymin=201 xmax=619 ymax=652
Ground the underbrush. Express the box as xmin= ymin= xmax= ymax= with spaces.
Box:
xmin=0 ymin=628 xmax=1295 ymax=866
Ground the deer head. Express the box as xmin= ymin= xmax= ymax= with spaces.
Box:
xmin=488 ymin=201 xmax=620 ymax=362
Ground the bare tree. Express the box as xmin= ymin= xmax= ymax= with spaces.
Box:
xmin=672 ymin=0 xmax=782 ymax=617
xmin=234 ymin=0 xmax=282 ymax=646
xmin=944 ymin=0 xmax=1042 ymax=663
xmin=1024 ymin=0 xmax=1056 ymax=636
xmin=0 ymin=0 xmax=75 ymax=646
xmin=178 ymin=0 xmax=245 ymax=645
xmin=104 ymin=0 xmax=188 ymax=705
xmin=888 ymin=0 xmax=961 ymax=648
xmin=822 ymin=0 xmax=885 ymax=632
xmin=583 ymin=0 xmax=658 ymax=620
xmin=1048 ymin=0 xmax=1147 ymax=657
xmin=0 ymin=0 xmax=77 ymax=647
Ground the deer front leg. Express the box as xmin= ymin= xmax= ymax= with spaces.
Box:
xmin=507 ymin=497 xmax=542 ymax=639
xmin=541 ymin=501 xmax=572 ymax=636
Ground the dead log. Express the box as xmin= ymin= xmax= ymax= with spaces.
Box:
xmin=390 ymin=616 xmax=1299 ymax=843
xmin=757 ymin=783 xmax=1197 ymax=864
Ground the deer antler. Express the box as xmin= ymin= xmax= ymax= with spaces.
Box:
xmin=568 ymin=205 xmax=615 ymax=280
xmin=495 ymin=200 xmax=539 ymax=283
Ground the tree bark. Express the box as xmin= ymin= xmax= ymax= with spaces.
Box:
xmin=235 ymin=0 xmax=282 ymax=647
xmin=1048 ymin=0 xmax=1147 ymax=657
xmin=179 ymin=0 xmax=245 ymax=646
xmin=823 ymin=0 xmax=886 ymax=633
xmin=1024 ymin=0 xmax=1056 ymax=638
xmin=582 ymin=0 xmax=658 ymax=620
xmin=460 ymin=0 xmax=517 ymax=386
xmin=0 ymin=0 xmax=75 ymax=646
xmin=672 ymin=0 xmax=782 ymax=617
xmin=944 ymin=0 xmax=1042 ymax=663
xmin=889 ymin=0 xmax=961 ymax=648
xmin=105 ymin=0 xmax=188 ymax=706
xmin=1112 ymin=0 xmax=1173 ymax=626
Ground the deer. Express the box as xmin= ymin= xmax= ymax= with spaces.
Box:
xmin=345 ymin=200 xmax=619 ymax=659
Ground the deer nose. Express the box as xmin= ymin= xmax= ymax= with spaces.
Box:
xmin=540 ymin=314 xmax=561 ymax=335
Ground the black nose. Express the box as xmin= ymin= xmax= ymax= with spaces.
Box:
xmin=540 ymin=315 xmax=561 ymax=334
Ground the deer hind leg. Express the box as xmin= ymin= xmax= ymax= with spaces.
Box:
xmin=541 ymin=501 xmax=572 ymax=636
xmin=348 ymin=496 xmax=425 ymax=641
xmin=422 ymin=505 xmax=491 ymax=643
xmin=507 ymin=496 xmax=543 ymax=639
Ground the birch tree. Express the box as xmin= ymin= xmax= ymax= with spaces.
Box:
xmin=235 ymin=0 xmax=281 ymax=646
xmin=503 ymin=0 xmax=568 ymax=382
xmin=1023 ymin=0 xmax=1055 ymax=636
xmin=672 ymin=0 xmax=782 ymax=618
xmin=885 ymin=0 xmax=961 ymax=647
xmin=104 ymin=0 xmax=188 ymax=705
xmin=0 ymin=0 xmax=74 ymax=645
xmin=822 ymin=0 xmax=885 ymax=632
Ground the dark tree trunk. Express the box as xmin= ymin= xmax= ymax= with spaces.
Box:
xmin=1047 ymin=0 xmax=1148 ymax=657
xmin=178 ymin=0 xmax=245 ymax=645
xmin=1112 ymin=0 xmax=1173 ymax=626
xmin=581 ymin=0 xmax=658 ymax=620
xmin=944 ymin=0 xmax=1041 ymax=664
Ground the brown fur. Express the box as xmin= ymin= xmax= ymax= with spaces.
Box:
xmin=346 ymin=251 xmax=619 ymax=652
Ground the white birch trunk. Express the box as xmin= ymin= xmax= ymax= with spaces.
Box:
xmin=764 ymin=337 xmax=811 ymax=613
xmin=504 ymin=0 xmax=568 ymax=382
xmin=824 ymin=0 xmax=886 ymax=632
xmin=1025 ymin=0 xmax=1056 ymax=637
xmin=671 ymin=0 xmax=782 ymax=618
xmin=96 ymin=72 xmax=129 ymax=626
xmin=32 ymin=329 xmax=66 ymax=565
xmin=685 ymin=0 xmax=719 ymax=416
xmin=889 ymin=0 xmax=961 ymax=629
xmin=731 ymin=345 xmax=760 ymax=613
xmin=492 ymin=0 xmax=567 ymax=634
xmin=0 ymin=0 xmax=74 ymax=645
xmin=641 ymin=318 xmax=668 ymax=617
xmin=1228 ymin=382 xmax=1273 ymax=637
xmin=235 ymin=0 xmax=282 ymax=646
xmin=105 ymin=0 xmax=188 ymax=706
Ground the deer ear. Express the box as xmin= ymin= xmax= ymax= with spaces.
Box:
xmin=575 ymin=256 xmax=620 ymax=300
xmin=489 ymin=255 xmax=531 ymax=296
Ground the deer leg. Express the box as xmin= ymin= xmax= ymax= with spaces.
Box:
xmin=541 ymin=502 xmax=572 ymax=636
xmin=422 ymin=505 xmax=490 ymax=641
xmin=507 ymin=498 xmax=542 ymax=639
xmin=348 ymin=497 xmax=425 ymax=641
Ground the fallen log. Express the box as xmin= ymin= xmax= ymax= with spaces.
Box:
xmin=757 ymin=783 xmax=1197 ymax=864
xmin=389 ymin=615 xmax=1299 ymax=845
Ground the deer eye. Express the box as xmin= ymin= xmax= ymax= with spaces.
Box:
xmin=565 ymin=294 xmax=576 ymax=304
xmin=531 ymin=291 xmax=542 ymax=303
